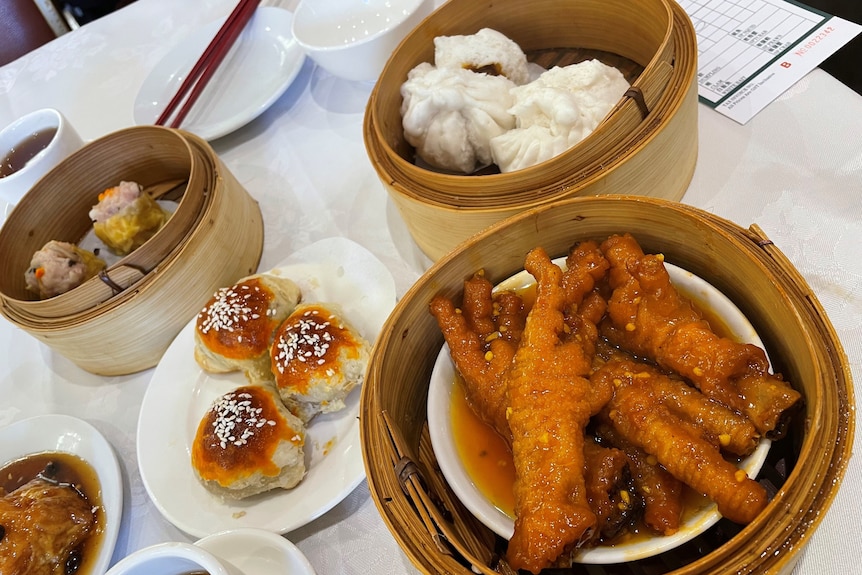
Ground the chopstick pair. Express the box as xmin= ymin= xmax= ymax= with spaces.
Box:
xmin=155 ymin=0 xmax=261 ymax=129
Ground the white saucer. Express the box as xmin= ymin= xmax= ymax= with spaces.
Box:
xmin=133 ymin=6 xmax=305 ymax=140
xmin=0 ymin=414 xmax=123 ymax=575
xmin=196 ymin=528 xmax=316 ymax=575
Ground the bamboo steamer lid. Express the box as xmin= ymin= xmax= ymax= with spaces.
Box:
xmin=364 ymin=0 xmax=700 ymax=261
xmin=0 ymin=127 xmax=263 ymax=375
xmin=360 ymin=195 xmax=854 ymax=575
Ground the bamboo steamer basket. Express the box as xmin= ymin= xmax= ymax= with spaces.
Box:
xmin=360 ymin=196 xmax=854 ymax=575
xmin=364 ymin=0 xmax=699 ymax=261
xmin=0 ymin=126 xmax=206 ymax=317
xmin=0 ymin=127 xmax=263 ymax=375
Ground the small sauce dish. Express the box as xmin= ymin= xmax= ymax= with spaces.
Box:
xmin=195 ymin=528 xmax=316 ymax=575
xmin=104 ymin=541 xmax=238 ymax=575
xmin=105 ymin=529 xmax=315 ymax=575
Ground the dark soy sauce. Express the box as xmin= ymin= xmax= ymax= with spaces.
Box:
xmin=0 ymin=126 xmax=58 ymax=178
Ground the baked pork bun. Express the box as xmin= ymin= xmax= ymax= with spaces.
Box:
xmin=270 ymin=303 xmax=371 ymax=423
xmin=194 ymin=274 xmax=301 ymax=381
xmin=191 ymin=384 xmax=306 ymax=499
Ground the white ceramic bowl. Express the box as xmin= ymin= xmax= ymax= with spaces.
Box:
xmin=196 ymin=528 xmax=316 ymax=575
xmin=427 ymin=260 xmax=772 ymax=564
xmin=105 ymin=542 xmax=237 ymax=575
xmin=291 ymin=0 xmax=434 ymax=82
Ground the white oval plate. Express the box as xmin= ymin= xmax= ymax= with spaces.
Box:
xmin=0 ymin=413 xmax=123 ymax=575
xmin=133 ymin=6 xmax=305 ymax=141
xmin=196 ymin=528 xmax=316 ymax=575
xmin=427 ymin=260 xmax=772 ymax=564
xmin=138 ymin=237 xmax=396 ymax=538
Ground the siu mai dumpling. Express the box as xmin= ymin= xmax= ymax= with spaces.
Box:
xmin=88 ymin=180 xmax=168 ymax=255
xmin=24 ymin=240 xmax=106 ymax=299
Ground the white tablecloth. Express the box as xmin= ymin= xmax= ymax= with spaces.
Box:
xmin=0 ymin=1 xmax=859 ymax=574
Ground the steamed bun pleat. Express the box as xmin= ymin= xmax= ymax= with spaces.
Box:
xmin=401 ymin=63 xmax=516 ymax=174
xmin=434 ymin=27 xmax=531 ymax=86
xmin=491 ymin=60 xmax=630 ymax=173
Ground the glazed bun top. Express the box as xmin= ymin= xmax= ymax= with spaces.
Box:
xmin=270 ymin=303 xmax=369 ymax=397
xmin=191 ymin=385 xmax=304 ymax=487
xmin=196 ymin=275 xmax=300 ymax=361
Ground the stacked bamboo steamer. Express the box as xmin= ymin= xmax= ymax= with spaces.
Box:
xmin=0 ymin=126 xmax=263 ymax=376
xmin=364 ymin=0 xmax=700 ymax=261
xmin=360 ymin=196 xmax=854 ymax=575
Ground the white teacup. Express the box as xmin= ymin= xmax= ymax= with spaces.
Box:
xmin=0 ymin=108 xmax=84 ymax=207
xmin=104 ymin=542 xmax=240 ymax=575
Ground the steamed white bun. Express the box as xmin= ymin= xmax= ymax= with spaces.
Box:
xmin=491 ymin=59 xmax=630 ymax=173
xmin=434 ymin=28 xmax=531 ymax=86
xmin=400 ymin=62 xmax=516 ymax=174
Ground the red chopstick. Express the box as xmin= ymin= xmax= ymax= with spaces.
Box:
xmin=155 ymin=0 xmax=261 ymax=128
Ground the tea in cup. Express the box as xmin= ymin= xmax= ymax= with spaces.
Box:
xmin=0 ymin=108 xmax=84 ymax=206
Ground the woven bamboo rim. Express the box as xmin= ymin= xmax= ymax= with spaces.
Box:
xmin=0 ymin=132 xmax=216 ymax=328
xmin=0 ymin=126 xmax=208 ymax=318
xmin=360 ymin=195 xmax=854 ymax=575
xmin=0 ymin=129 xmax=263 ymax=375
xmin=365 ymin=0 xmax=699 ymax=260
xmin=367 ymin=0 xmax=677 ymax=201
